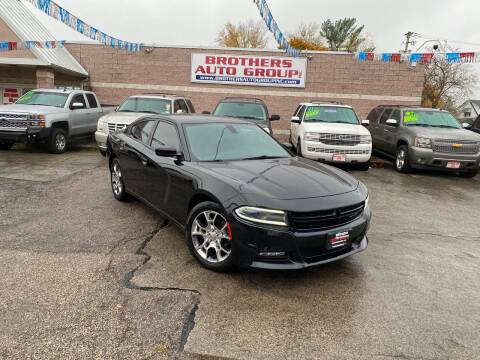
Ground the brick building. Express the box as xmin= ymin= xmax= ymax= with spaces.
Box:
xmin=0 ymin=0 xmax=424 ymax=137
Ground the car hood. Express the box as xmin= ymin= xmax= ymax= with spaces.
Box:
xmin=410 ymin=127 xmax=480 ymax=141
xmin=195 ymin=157 xmax=359 ymax=200
xmin=0 ymin=104 xmax=67 ymax=115
xmin=99 ymin=111 xmax=148 ymax=124
xmin=303 ymin=122 xmax=371 ymax=135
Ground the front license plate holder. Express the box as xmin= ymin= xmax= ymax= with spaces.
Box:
xmin=446 ymin=161 xmax=461 ymax=169
xmin=327 ymin=230 xmax=351 ymax=250
xmin=332 ymin=154 xmax=347 ymax=162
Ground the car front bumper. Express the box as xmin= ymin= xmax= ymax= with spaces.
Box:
xmin=303 ymin=141 xmax=372 ymax=163
xmin=0 ymin=127 xmax=50 ymax=143
xmin=229 ymin=208 xmax=371 ymax=270
xmin=95 ymin=131 xmax=108 ymax=150
xmin=410 ymin=146 xmax=480 ymax=171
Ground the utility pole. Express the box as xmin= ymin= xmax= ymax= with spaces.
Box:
xmin=403 ymin=31 xmax=417 ymax=53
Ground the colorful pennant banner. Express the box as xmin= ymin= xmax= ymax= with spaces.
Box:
xmin=23 ymin=0 xmax=143 ymax=52
xmin=254 ymin=0 xmax=300 ymax=57
xmin=356 ymin=51 xmax=480 ymax=64
xmin=0 ymin=40 xmax=65 ymax=51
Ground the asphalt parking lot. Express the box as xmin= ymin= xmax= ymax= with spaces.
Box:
xmin=0 ymin=144 xmax=479 ymax=359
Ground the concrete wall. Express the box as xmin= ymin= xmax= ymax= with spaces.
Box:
xmin=66 ymin=44 xmax=424 ymax=137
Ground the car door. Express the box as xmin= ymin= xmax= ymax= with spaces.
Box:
xmin=148 ymin=121 xmax=193 ymax=222
xmin=69 ymin=93 xmax=90 ymax=136
xmin=383 ymin=109 xmax=402 ymax=154
xmin=291 ymin=105 xmax=305 ymax=146
xmin=118 ymin=119 xmax=157 ymax=199
xmin=85 ymin=93 xmax=101 ymax=133
xmin=375 ymin=108 xmax=393 ymax=153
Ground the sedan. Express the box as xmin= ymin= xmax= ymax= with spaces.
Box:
xmin=107 ymin=115 xmax=371 ymax=272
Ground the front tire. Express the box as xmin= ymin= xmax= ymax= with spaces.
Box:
xmin=395 ymin=145 xmax=412 ymax=173
xmin=110 ymin=159 xmax=129 ymax=201
xmin=186 ymin=202 xmax=234 ymax=272
xmin=0 ymin=141 xmax=14 ymax=150
xmin=47 ymin=128 xmax=68 ymax=154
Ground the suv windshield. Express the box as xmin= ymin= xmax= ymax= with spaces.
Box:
xmin=16 ymin=91 xmax=68 ymax=108
xmin=184 ymin=123 xmax=290 ymax=162
xmin=304 ymin=106 xmax=359 ymax=124
xmin=118 ymin=98 xmax=171 ymax=114
xmin=403 ymin=110 xmax=461 ymax=129
xmin=213 ymin=102 xmax=267 ymax=123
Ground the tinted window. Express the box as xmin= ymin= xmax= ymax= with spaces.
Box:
xmin=184 ymin=123 xmax=290 ymax=162
xmin=293 ymin=105 xmax=302 ymax=116
xmin=118 ymin=98 xmax=172 ymax=114
xmin=70 ymin=94 xmax=87 ymax=109
xmin=86 ymin=93 xmax=98 ymax=108
xmin=151 ymin=122 xmax=180 ymax=151
xmin=297 ymin=106 xmax=306 ymax=120
xmin=174 ymin=100 xmax=189 ymax=114
xmin=379 ymin=109 xmax=393 ymax=125
xmin=213 ymin=102 xmax=267 ymax=123
xmin=391 ymin=109 xmax=401 ymax=122
xmin=367 ymin=108 xmax=383 ymax=123
xmin=185 ymin=99 xmax=196 ymax=113
xmin=130 ymin=120 xmax=156 ymax=144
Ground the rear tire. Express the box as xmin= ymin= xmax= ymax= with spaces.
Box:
xmin=395 ymin=145 xmax=412 ymax=173
xmin=0 ymin=141 xmax=14 ymax=150
xmin=186 ymin=201 xmax=234 ymax=272
xmin=460 ymin=169 xmax=478 ymax=178
xmin=47 ymin=128 xmax=68 ymax=154
xmin=110 ymin=158 xmax=129 ymax=201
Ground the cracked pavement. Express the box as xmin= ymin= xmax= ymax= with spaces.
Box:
xmin=1 ymin=145 xmax=479 ymax=359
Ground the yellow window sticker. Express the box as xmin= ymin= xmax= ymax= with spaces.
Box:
xmin=305 ymin=107 xmax=320 ymax=119
xmin=404 ymin=111 xmax=419 ymax=123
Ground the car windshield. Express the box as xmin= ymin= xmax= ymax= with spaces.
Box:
xmin=213 ymin=102 xmax=267 ymax=123
xmin=15 ymin=91 xmax=68 ymax=108
xmin=184 ymin=123 xmax=291 ymax=162
xmin=118 ymin=98 xmax=171 ymax=114
xmin=303 ymin=106 xmax=360 ymax=124
xmin=403 ymin=110 xmax=461 ymax=128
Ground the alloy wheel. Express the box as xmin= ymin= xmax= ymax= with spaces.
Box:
xmin=55 ymin=133 xmax=66 ymax=152
xmin=111 ymin=162 xmax=123 ymax=196
xmin=396 ymin=149 xmax=405 ymax=170
xmin=191 ymin=211 xmax=232 ymax=263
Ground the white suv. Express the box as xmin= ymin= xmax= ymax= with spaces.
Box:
xmin=290 ymin=101 xmax=372 ymax=170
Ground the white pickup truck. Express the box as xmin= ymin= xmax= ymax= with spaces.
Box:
xmin=0 ymin=89 xmax=105 ymax=154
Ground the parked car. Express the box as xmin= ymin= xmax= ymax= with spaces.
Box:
xmin=367 ymin=105 xmax=480 ymax=177
xmin=290 ymin=101 xmax=372 ymax=170
xmin=468 ymin=115 xmax=480 ymax=134
xmin=107 ymin=114 xmax=371 ymax=272
xmin=0 ymin=89 xmax=104 ymax=154
xmin=96 ymin=94 xmax=195 ymax=155
xmin=211 ymin=97 xmax=280 ymax=133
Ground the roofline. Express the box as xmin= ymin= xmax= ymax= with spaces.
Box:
xmin=0 ymin=57 xmax=47 ymax=66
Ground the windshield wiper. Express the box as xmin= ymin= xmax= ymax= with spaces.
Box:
xmin=431 ymin=125 xmax=459 ymax=129
xmin=239 ymin=155 xmax=286 ymax=161
xmin=405 ymin=123 xmax=432 ymax=127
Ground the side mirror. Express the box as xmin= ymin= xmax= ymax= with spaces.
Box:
xmin=291 ymin=116 xmax=301 ymax=124
xmin=71 ymin=102 xmax=85 ymax=110
xmin=462 ymin=122 xmax=472 ymax=129
xmin=361 ymin=119 xmax=370 ymax=126
xmin=176 ymin=109 xmax=184 ymax=114
xmin=202 ymin=111 xmax=211 ymax=115
xmin=155 ymin=147 xmax=181 ymax=158
xmin=270 ymin=114 xmax=280 ymax=121
xmin=385 ymin=119 xmax=398 ymax=126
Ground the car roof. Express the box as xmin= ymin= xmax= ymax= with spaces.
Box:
xmin=139 ymin=114 xmax=254 ymax=125
xmin=376 ymin=105 xmax=448 ymax=112
xmin=130 ymin=94 xmax=187 ymax=100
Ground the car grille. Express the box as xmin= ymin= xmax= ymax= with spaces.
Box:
xmin=0 ymin=113 xmax=30 ymax=130
xmin=289 ymin=203 xmax=365 ymax=231
xmin=108 ymin=123 xmax=128 ymax=133
xmin=310 ymin=134 xmax=370 ymax=146
xmin=307 ymin=147 xmax=370 ymax=155
xmin=433 ymin=140 xmax=479 ymax=155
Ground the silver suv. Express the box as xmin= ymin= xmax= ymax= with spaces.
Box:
xmin=367 ymin=105 xmax=480 ymax=177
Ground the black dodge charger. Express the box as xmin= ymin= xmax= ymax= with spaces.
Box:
xmin=107 ymin=115 xmax=371 ymax=272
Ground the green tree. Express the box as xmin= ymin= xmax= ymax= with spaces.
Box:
xmin=320 ymin=18 xmax=373 ymax=52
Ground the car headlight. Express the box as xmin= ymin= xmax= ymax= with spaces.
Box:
xmin=28 ymin=114 xmax=46 ymax=127
xmin=97 ymin=119 xmax=106 ymax=131
xmin=304 ymin=132 xmax=320 ymax=142
xmin=235 ymin=206 xmax=287 ymax=226
xmin=414 ymin=137 xmax=432 ymax=149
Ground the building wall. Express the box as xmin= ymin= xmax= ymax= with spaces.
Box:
xmin=66 ymin=44 xmax=424 ymax=137
xmin=0 ymin=18 xmax=36 ymax=59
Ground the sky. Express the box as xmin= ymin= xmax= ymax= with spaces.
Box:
xmin=26 ymin=0 xmax=480 ymax=97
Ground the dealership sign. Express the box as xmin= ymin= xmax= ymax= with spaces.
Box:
xmin=191 ymin=53 xmax=307 ymax=88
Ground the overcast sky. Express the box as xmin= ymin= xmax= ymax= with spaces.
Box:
xmin=27 ymin=0 xmax=480 ymax=97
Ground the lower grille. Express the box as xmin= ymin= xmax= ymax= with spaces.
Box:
xmin=108 ymin=123 xmax=128 ymax=133
xmin=433 ymin=140 xmax=479 ymax=155
xmin=289 ymin=203 xmax=365 ymax=231
xmin=307 ymin=147 xmax=370 ymax=155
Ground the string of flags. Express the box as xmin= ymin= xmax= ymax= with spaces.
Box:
xmin=253 ymin=0 xmax=300 ymax=57
xmin=355 ymin=51 xmax=480 ymax=64
xmin=0 ymin=40 xmax=65 ymax=51
xmin=23 ymin=0 xmax=143 ymax=52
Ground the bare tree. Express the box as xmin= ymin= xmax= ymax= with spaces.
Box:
xmin=422 ymin=54 xmax=478 ymax=113
xmin=216 ymin=20 xmax=268 ymax=49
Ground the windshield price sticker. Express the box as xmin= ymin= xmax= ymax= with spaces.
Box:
xmin=404 ymin=111 xmax=419 ymax=123
xmin=305 ymin=107 xmax=320 ymax=119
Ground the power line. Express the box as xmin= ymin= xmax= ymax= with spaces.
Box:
xmin=416 ymin=33 xmax=480 ymax=47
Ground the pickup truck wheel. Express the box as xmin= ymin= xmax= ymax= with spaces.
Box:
xmin=0 ymin=141 xmax=14 ymax=150
xmin=48 ymin=128 xmax=68 ymax=154
xmin=395 ymin=145 xmax=412 ymax=173
xmin=460 ymin=169 xmax=478 ymax=178
xmin=110 ymin=159 xmax=129 ymax=201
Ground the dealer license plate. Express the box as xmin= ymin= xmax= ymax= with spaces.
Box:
xmin=446 ymin=161 xmax=461 ymax=169
xmin=329 ymin=231 xmax=350 ymax=249
xmin=332 ymin=154 xmax=347 ymax=162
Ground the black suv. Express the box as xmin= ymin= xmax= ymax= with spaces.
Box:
xmin=212 ymin=97 xmax=280 ymax=134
